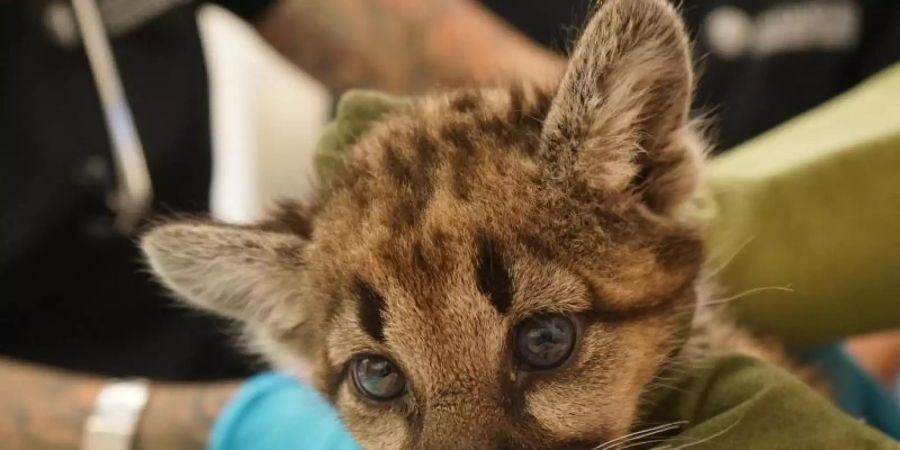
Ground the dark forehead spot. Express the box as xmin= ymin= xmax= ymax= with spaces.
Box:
xmin=477 ymin=113 xmax=518 ymax=148
xmin=411 ymin=128 xmax=439 ymax=208
xmin=389 ymin=197 xmax=422 ymax=230
xmin=412 ymin=127 xmax=439 ymax=174
xmin=479 ymin=86 xmax=552 ymax=155
xmin=411 ymin=240 xmax=433 ymax=276
xmin=441 ymin=120 xmax=475 ymax=150
xmin=450 ymin=90 xmax=482 ymax=112
xmin=355 ymin=278 xmax=387 ymax=342
xmin=507 ymin=84 xmax=525 ymax=124
xmin=442 ymin=123 xmax=478 ymax=200
xmin=383 ymin=137 xmax=435 ymax=230
xmin=475 ymin=235 xmax=514 ymax=315
xmin=383 ymin=146 xmax=413 ymax=187
xmin=531 ymin=87 xmax=554 ymax=119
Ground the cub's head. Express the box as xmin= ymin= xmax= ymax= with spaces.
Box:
xmin=142 ymin=0 xmax=705 ymax=448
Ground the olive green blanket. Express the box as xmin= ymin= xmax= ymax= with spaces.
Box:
xmin=311 ymin=64 xmax=900 ymax=448
xmin=699 ymin=65 xmax=900 ymax=346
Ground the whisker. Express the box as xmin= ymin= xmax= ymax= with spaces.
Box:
xmin=703 ymin=236 xmax=755 ymax=280
xmin=701 ymin=285 xmax=793 ymax=308
xmin=667 ymin=414 xmax=743 ymax=449
xmin=642 ymin=381 xmax=692 ymax=396
xmin=595 ymin=421 xmax=687 ymax=450
xmin=595 ymin=425 xmax=672 ymax=450
xmin=675 ymin=284 xmax=794 ymax=314
xmin=618 ymin=437 xmax=672 ymax=449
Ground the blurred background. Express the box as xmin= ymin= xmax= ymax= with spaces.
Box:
xmin=0 ymin=0 xmax=898 ymax=448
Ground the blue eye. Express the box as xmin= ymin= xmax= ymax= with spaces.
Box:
xmin=351 ymin=355 xmax=407 ymax=401
xmin=514 ymin=314 xmax=577 ymax=370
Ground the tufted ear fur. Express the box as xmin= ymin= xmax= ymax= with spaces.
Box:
xmin=541 ymin=0 xmax=701 ymax=214
xmin=141 ymin=223 xmax=310 ymax=336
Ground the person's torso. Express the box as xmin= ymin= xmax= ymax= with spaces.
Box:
xmin=0 ymin=0 xmax=262 ymax=380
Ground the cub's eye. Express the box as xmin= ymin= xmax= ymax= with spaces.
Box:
xmin=514 ymin=314 xmax=577 ymax=370
xmin=350 ymin=355 xmax=407 ymax=401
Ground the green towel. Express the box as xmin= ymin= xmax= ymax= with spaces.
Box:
xmin=642 ymin=354 xmax=897 ymax=449
xmin=700 ymin=64 xmax=900 ymax=345
xmin=309 ymin=66 xmax=900 ymax=448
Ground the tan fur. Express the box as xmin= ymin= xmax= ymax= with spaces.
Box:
xmin=141 ymin=1 xmax=811 ymax=448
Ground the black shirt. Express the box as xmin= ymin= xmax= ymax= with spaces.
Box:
xmin=481 ymin=0 xmax=900 ymax=151
xmin=1 ymin=0 xmax=272 ymax=380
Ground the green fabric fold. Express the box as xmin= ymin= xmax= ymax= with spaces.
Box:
xmin=643 ymin=355 xmax=897 ymax=449
xmin=314 ymin=90 xmax=410 ymax=185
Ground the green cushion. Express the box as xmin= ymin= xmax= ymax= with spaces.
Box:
xmin=699 ymin=63 xmax=900 ymax=345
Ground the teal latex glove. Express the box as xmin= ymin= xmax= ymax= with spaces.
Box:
xmin=209 ymin=372 xmax=360 ymax=450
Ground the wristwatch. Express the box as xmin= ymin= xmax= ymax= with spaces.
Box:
xmin=81 ymin=379 xmax=150 ymax=450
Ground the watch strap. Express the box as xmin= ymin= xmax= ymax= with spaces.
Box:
xmin=81 ymin=379 xmax=150 ymax=450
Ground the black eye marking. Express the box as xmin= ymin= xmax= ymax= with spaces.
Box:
xmin=355 ymin=278 xmax=386 ymax=342
xmin=476 ymin=236 xmax=514 ymax=315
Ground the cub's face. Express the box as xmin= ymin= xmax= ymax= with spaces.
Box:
xmin=142 ymin=1 xmax=705 ymax=448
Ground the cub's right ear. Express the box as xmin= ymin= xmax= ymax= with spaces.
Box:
xmin=141 ymin=222 xmax=309 ymax=333
xmin=540 ymin=0 xmax=700 ymax=214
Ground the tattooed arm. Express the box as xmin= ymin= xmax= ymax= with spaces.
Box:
xmin=0 ymin=357 xmax=238 ymax=450
xmin=255 ymin=0 xmax=565 ymax=94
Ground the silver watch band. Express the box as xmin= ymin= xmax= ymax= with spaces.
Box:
xmin=81 ymin=379 xmax=150 ymax=450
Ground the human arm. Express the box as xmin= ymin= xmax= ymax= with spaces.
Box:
xmin=254 ymin=0 xmax=566 ymax=94
xmin=0 ymin=357 xmax=238 ymax=450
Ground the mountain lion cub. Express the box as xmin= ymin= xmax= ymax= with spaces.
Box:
xmin=142 ymin=0 xmax=806 ymax=448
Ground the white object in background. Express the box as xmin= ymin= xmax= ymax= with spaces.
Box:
xmin=197 ymin=5 xmax=331 ymax=224
xmin=705 ymin=1 xmax=860 ymax=60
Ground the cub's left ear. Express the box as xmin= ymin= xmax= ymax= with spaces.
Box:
xmin=141 ymin=222 xmax=309 ymax=333
xmin=541 ymin=0 xmax=701 ymax=214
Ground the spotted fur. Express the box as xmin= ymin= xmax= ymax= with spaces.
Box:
xmin=142 ymin=1 xmax=809 ymax=448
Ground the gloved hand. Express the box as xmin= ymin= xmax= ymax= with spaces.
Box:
xmin=209 ymin=372 xmax=360 ymax=450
